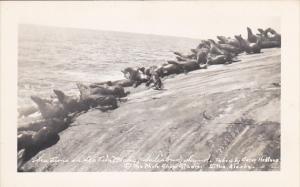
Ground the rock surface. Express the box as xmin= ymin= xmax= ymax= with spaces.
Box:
xmin=22 ymin=48 xmax=281 ymax=172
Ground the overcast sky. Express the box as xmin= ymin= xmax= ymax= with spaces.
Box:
xmin=15 ymin=1 xmax=281 ymax=39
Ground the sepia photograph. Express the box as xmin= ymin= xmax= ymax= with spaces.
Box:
xmin=0 ymin=1 xmax=299 ymax=186
xmin=16 ymin=5 xmax=281 ymax=172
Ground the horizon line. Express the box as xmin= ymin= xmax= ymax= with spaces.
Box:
xmin=19 ymin=23 xmax=204 ymax=41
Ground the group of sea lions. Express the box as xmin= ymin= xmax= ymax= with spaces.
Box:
xmin=119 ymin=27 xmax=281 ymax=87
xmin=17 ymin=26 xmax=281 ymax=170
xmin=17 ymin=82 xmax=129 ymax=170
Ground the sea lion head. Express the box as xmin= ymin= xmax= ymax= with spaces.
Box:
xmin=207 ymin=39 xmax=216 ymax=45
xmin=190 ymin=49 xmax=197 ymax=54
xmin=53 ymin=89 xmax=65 ymax=103
xmin=31 ymin=96 xmax=46 ymax=107
xmin=247 ymin=27 xmax=252 ymax=32
xmin=122 ymin=67 xmax=135 ymax=80
xmin=113 ymin=86 xmax=126 ymax=97
xmin=257 ymin=28 xmax=264 ymax=34
xmin=234 ymin=35 xmax=242 ymax=41
xmin=217 ymin=36 xmax=227 ymax=43
xmin=106 ymin=81 xmax=113 ymax=86
xmin=32 ymin=127 xmax=50 ymax=145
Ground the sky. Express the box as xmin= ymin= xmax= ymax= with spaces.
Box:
xmin=14 ymin=1 xmax=281 ymax=39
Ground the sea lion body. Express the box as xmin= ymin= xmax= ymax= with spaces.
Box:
xmin=121 ymin=67 xmax=148 ymax=87
xmin=91 ymin=79 xmax=134 ymax=88
xmin=77 ymin=83 xmax=126 ymax=99
xmin=18 ymin=131 xmax=35 ymax=151
xmin=91 ymin=85 xmax=126 ymax=98
xmin=157 ymin=63 xmax=183 ymax=77
xmin=217 ymin=36 xmax=241 ymax=48
xmin=207 ymin=39 xmax=225 ymax=56
xmin=76 ymin=83 xmax=118 ymax=110
xmin=84 ymin=94 xmax=118 ymax=110
xmin=112 ymin=79 xmax=134 ymax=87
xmin=53 ymin=89 xmax=84 ymax=113
xmin=217 ymin=43 xmax=241 ymax=54
xmin=18 ymin=119 xmax=47 ymax=132
xmin=168 ymin=60 xmax=199 ymax=72
xmin=258 ymin=28 xmax=281 ymax=41
xmin=207 ymin=54 xmax=230 ymax=65
xmin=18 ymin=117 xmax=68 ymax=135
xmin=234 ymin=35 xmax=261 ymax=54
xmin=195 ymin=47 xmax=210 ymax=65
xmin=173 ymin=51 xmax=195 ymax=60
xmin=18 ymin=126 xmax=59 ymax=150
xmin=30 ymin=126 xmax=61 ymax=148
xmin=261 ymin=40 xmax=281 ymax=48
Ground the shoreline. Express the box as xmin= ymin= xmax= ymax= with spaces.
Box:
xmin=20 ymin=48 xmax=281 ymax=171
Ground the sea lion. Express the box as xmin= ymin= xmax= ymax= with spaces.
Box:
xmin=176 ymin=56 xmax=187 ymax=61
xmin=207 ymin=54 xmax=232 ymax=65
xmin=84 ymin=94 xmax=118 ymax=110
xmin=18 ymin=131 xmax=35 ymax=151
xmin=18 ymin=127 xmax=57 ymax=150
xmin=93 ymin=79 xmax=134 ymax=88
xmin=247 ymin=27 xmax=280 ymax=48
xmin=30 ymin=95 xmax=67 ymax=119
xmin=234 ymin=35 xmax=261 ymax=54
xmin=18 ymin=127 xmax=60 ymax=169
xmin=257 ymin=28 xmax=266 ymax=37
xmin=217 ymin=36 xmax=241 ymax=48
xmin=197 ymin=40 xmax=210 ymax=49
xmin=261 ymin=40 xmax=281 ymax=48
xmin=257 ymin=28 xmax=281 ymax=45
xmin=146 ymin=72 xmax=163 ymax=89
xmin=173 ymin=51 xmax=195 ymax=60
xmin=144 ymin=66 xmax=163 ymax=90
xmin=53 ymin=89 xmax=85 ymax=113
xmin=247 ymin=27 xmax=258 ymax=43
xmin=112 ymin=79 xmax=134 ymax=87
xmin=168 ymin=60 xmax=200 ymax=72
xmin=167 ymin=60 xmax=187 ymax=72
xmin=255 ymin=28 xmax=281 ymax=48
xmin=31 ymin=127 xmax=59 ymax=147
xmin=18 ymin=119 xmax=48 ymax=132
xmin=155 ymin=63 xmax=183 ymax=77
xmin=170 ymin=60 xmax=199 ymax=72
xmin=194 ymin=47 xmax=210 ymax=67
xmin=217 ymin=43 xmax=241 ymax=55
xmin=207 ymin=39 xmax=225 ymax=55
xmin=208 ymin=39 xmax=241 ymax=56
xmin=216 ymin=36 xmax=228 ymax=44
xmin=264 ymin=28 xmax=281 ymax=45
xmin=77 ymin=82 xmax=127 ymax=99
xmin=76 ymin=83 xmax=118 ymax=110
xmin=18 ymin=117 xmax=69 ymax=135
xmin=258 ymin=28 xmax=281 ymax=41
xmin=121 ymin=67 xmax=148 ymax=87
xmin=151 ymin=75 xmax=163 ymax=90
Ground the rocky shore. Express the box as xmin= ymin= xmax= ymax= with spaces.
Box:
xmin=20 ymin=47 xmax=280 ymax=171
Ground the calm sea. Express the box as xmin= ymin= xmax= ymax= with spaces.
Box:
xmin=18 ymin=25 xmax=199 ymax=108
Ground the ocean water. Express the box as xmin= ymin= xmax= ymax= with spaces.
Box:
xmin=18 ymin=25 xmax=199 ymax=108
